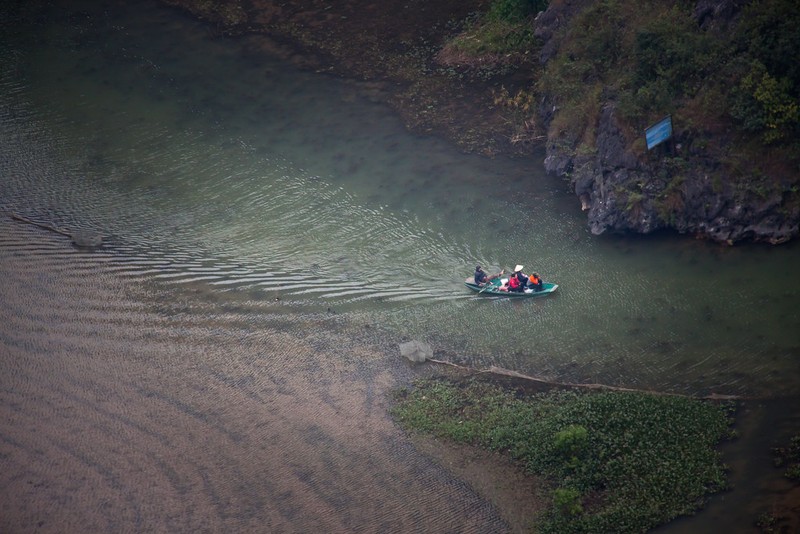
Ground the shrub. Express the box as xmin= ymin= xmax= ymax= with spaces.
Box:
xmin=730 ymin=60 xmax=800 ymax=144
xmin=633 ymin=7 xmax=713 ymax=95
xmin=554 ymin=424 xmax=589 ymax=468
xmin=553 ymin=487 xmax=584 ymax=517
xmin=728 ymin=0 xmax=800 ymax=144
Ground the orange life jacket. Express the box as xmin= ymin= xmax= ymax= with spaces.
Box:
xmin=529 ymin=275 xmax=541 ymax=285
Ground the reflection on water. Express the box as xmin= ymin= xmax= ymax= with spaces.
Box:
xmin=1 ymin=0 xmax=800 ymax=530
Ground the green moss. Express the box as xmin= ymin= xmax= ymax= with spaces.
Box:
xmin=393 ymin=378 xmax=734 ymax=533
xmin=625 ymin=190 xmax=646 ymax=214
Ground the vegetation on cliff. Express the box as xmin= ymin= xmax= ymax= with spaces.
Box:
xmin=452 ymin=0 xmax=800 ymax=158
xmin=537 ymin=0 xmax=799 ymax=152
xmin=393 ymin=378 xmax=735 ymax=533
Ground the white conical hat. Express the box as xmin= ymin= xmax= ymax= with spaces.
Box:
xmin=514 ymin=265 xmax=524 ymax=272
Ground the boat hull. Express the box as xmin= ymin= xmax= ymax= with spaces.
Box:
xmin=464 ymin=278 xmax=558 ymax=297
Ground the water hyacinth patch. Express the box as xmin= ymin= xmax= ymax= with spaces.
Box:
xmin=392 ymin=378 xmax=735 ymax=533
xmin=771 ymin=434 xmax=800 ymax=481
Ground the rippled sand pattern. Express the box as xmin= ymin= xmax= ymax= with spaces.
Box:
xmin=0 ymin=221 xmax=508 ymax=533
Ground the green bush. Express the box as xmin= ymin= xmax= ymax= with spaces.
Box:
xmin=633 ymin=7 xmax=713 ymax=94
xmin=728 ymin=0 xmax=800 ymax=144
xmin=554 ymin=424 xmax=589 ymax=468
xmin=730 ymin=59 xmax=800 ymax=144
xmin=553 ymin=487 xmax=584 ymax=517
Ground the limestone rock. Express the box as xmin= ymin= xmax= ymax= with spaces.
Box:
xmin=399 ymin=340 xmax=432 ymax=363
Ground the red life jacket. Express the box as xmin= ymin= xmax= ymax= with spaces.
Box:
xmin=509 ymin=276 xmax=521 ymax=289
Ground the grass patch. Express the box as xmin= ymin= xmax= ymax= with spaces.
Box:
xmin=441 ymin=0 xmax=542 ymax=59
xmin=447 ymin=17 xmax=537 ymax=56
xmin=393 ymin=378 xmax=735 ymax=533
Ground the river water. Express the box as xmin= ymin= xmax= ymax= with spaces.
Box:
xmin=1 ymin=0 xmax=798 ymax=532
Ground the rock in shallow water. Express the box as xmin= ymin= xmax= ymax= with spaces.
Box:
xmin=399 ymin=340 xmax=432 ymax=363
xmin=70 ymin=229 xmax=103 ymax=248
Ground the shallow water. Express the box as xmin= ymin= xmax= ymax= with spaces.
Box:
xmin=3 ymin=0 xmax=799 ymax=398
xmin=1 ymin=0 xmax=799 ymax=531
xmin=0 ymin=222 xmax=512 ymax=532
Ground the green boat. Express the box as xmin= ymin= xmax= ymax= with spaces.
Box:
xmin=464 ymin=277 xmax=558 ymax=297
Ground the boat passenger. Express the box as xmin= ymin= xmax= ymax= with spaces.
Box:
xmin=511 ymin=264 xmax=528 ymax=291
xmin=507 ymin=272 xmax=524 ymax=292
xmin=528 ymin=272 xmax=544 ymax=291
xmin=474 ymin=265 xmax=504 ymax=286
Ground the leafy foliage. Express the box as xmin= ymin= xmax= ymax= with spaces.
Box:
xmin=553 ymin=486 xmax=583 ymax=517
xmin=392 ymin=379 xmax=734 ymax=533
xmin=629 ymin=7 xmax=716 ymax=118
xmin=727 ymin=0 xmax=800 ymax=144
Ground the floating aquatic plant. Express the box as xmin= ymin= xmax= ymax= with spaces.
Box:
xmin=392 ymin=378 xmax=735 ymax=533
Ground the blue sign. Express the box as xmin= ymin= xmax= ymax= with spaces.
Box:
xmin=645 ymin=115 xmax=673 ymax=150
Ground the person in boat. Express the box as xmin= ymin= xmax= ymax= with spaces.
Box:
xmin=528 ymin=272 xmax=544 ymax=291
xmin=506 ymin=265 xmax=526 ymax=293
xmin=507 ymin=274 xmax=523 ymax=292
xmin=474 ymin=265 xmax=504 ymax=286
xmin=509 ymin=265 xmax=527 ymax=292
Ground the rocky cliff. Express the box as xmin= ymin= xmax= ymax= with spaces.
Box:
xmin=534 ymin=0 xmax=799 ymax=244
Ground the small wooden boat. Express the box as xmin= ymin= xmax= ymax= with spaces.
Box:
xmin=464 ymin=277 xmax=558 ymax=297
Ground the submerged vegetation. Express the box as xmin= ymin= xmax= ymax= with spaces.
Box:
xmin=771 ymin=434 xmax=800 ymax=482
xmin=393 ymin=378 xmax=735 ymax=533
xmin=754 ymin=433 xmax=800 ymax=533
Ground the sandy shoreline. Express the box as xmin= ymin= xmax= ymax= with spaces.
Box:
xmin=0 ymin=218 xmax=543 ymax=532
